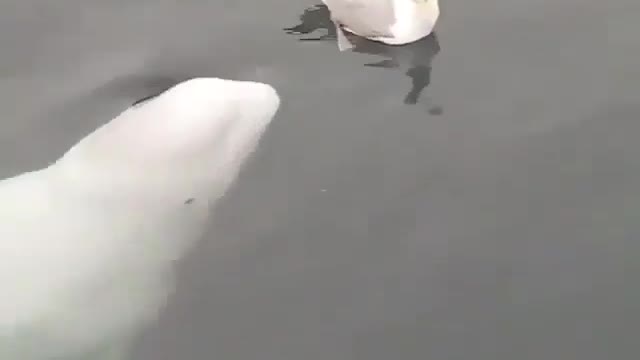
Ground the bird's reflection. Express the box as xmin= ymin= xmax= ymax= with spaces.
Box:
xmin=284 ymin=3 xmax=442 ymax=110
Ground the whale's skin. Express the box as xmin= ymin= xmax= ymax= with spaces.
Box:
xmin=0 ymin=78 xmax=280 ymax=360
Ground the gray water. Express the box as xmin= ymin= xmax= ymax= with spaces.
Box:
xmin=1 ymin=0 xmax=637 ymax=359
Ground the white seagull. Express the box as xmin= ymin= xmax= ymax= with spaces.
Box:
xmin=322 ymin=0 xmax=440 ymax=51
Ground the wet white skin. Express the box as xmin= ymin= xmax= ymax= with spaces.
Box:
xmin=0 ymin=78 xmax=280 ymax=360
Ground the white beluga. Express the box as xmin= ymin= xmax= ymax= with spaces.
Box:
xmin=0 ymin=77 xmax=280 ymax=360
xmin=322 ymin=0 xmax=440 ymax=51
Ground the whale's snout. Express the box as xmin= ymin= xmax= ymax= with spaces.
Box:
xmin=56 ymin=78 xmax=281 ymax=195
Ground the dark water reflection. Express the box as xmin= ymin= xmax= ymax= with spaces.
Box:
xmin=284 ymin=3 xmax=442 ymax=110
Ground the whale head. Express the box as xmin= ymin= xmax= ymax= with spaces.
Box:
xmin=0 ymin=78 xmax=279 ymax=360
xmin=52 ymin=77 xmax=280 ymax=203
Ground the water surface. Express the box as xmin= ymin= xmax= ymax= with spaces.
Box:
xmin=0 ymin=1 xmax=636 ymax=359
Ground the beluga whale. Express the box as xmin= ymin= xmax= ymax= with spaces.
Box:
xmin=0 ymin=77 xmax=281 ymax=360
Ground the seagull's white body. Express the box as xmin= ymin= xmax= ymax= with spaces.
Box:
xmin=322 ymin=0 xmax=440 ymax=51
xmin=0 ymin=78 xmax=280 ymax=360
